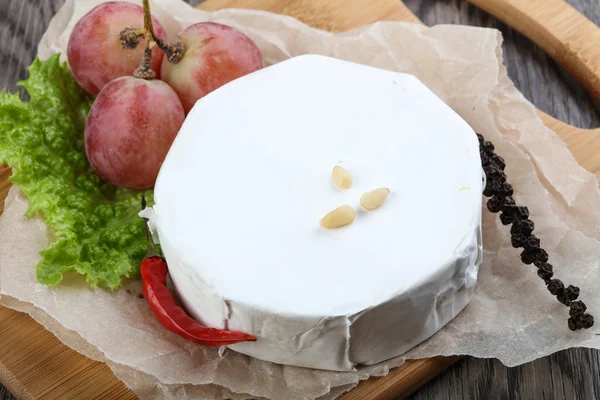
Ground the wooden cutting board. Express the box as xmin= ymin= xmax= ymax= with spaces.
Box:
xmin=1 ymin=0 xmax=600 ymax=399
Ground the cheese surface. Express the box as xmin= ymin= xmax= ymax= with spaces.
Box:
xmin=147 ymin=55 xmax=483 ymax=371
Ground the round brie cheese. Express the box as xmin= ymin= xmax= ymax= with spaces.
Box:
xmin=146 ymin=54 xmax=483 ymax=371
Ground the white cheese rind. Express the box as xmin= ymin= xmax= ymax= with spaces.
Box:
xmin=149 ymin=55 xmax=483 ymax=371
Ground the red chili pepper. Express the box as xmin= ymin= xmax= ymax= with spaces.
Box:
xmin=140 ymin=198 xmax=256 ymax=346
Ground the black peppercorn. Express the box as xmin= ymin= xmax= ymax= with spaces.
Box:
xmin=547 ymin=279 xmax=565 ymax=295
xmin=580 ymin=314 xmax=594 ymax=329
xmin=533 ymin=259 xmax=545 ymax=267
xmin=482 ymin=140 xmax=495 ymax=153
xmin=564 ymin=285 xmax=580 ymax=302
xmin=535 ymin=249 xmax=549 ymax=264
xmin=500 ymin=197 xmax=516 ymax=210
xmin=476 ymin=133 xmax=484 ymax=143
xmin=514 ymin=206 xmax=529 ymax=220
xmin=491 ymin=171 xmax=507 ymax=184
xmin=523 ymin=221 xmax=537 ymax=236
xmin=502 ymin=205 xmax=530 ymax=221
xmin=510 ymin=222 xmax=521 ymax=235
xmin=484 ymin=162 xmax=500 ymax=174
xmin=537 ymin=263 xmax=554 ymax=281
xmin=569 ymin=300 xmax=587 ymax=317
xmin=495 ymin=182 xmax=514 ymax=197
xmin=485 ymin=181 xmax=500 ymax=196
xmin=491 ymin=179 xmax=504 ymax=192
xmin=511 ymin=219 xmax=535 ymax=236
xmin=490 ymin=154 xmax=506 ymax=170
xmin=520 ymin=248 xmax=537 ymax=265
xmin=485 ymin=165 xmax=506 ymax=182
xmin=500 ymin=211 xmax=517 ymax=225
xmin=480 ymin=151 xmax=490 ymax=167
xmin=557 ymin=292 xmax=569 ymax=305
xmin=487 ymin=196 xmax=504 ymax=213
xmin=511 ymin=233 xmax=528 ymax=248
xmin=501 ymin=205 xmax=516 ymax=216
xmin=483 ymin=179 xmax=503 ymax=197
xmin=568 ymin=317 xmax=578 ymax=331
xmin=524 ymin=235 xmax=540 ymax=249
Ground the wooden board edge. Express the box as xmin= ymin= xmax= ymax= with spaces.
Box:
xmin=339 ymin=356 xmax=463 ymax=400
xmin=0 ymin=357 xmax=33 ymax=400
xmin=468 ymin=0 xmax=600 ymax=106
xmin=198 ymin=0 xmax=420 ymax=30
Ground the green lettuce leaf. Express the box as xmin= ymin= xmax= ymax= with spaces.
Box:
xmin=0 ymin=54 xmax=153 ymax=289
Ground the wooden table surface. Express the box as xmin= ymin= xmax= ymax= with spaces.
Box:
xmin=1 ymin=0 xmax=600 ymax=399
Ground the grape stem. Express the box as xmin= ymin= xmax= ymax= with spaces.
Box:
xmin=133 ymin=0 xmax=185 ymax=79
xmin=120 ymin=26 xmax=146 ymax=49
xmin=142 ymin=0 xmax=158 ymax=46
xmin=141 ymin=0 xmax=185 ymax=63
xmin=133 ymin=45 xmax=157 ymax=79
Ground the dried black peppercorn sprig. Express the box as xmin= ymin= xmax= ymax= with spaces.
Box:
xmin=476 ymin=133 xmax=594 ymax=331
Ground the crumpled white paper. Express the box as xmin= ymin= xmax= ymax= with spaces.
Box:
xmin=1 ymin=0 xmax=600 ymax=399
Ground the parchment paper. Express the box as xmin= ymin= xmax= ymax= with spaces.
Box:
xmin=2 ymin=0 xmax=600 ymax=399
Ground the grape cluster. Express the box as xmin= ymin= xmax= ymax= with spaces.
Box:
xmin=67 ymin=1 xmax=264 ymax=190
xmin=478 ymin=133 xmax=594 ymax=331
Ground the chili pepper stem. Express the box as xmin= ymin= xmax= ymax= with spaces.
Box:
xmin=141 ymin=196 xmax=161 ymax=258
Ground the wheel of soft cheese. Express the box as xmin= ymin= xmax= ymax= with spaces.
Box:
xmin=145 ymin=54 xmax=483 ymax=371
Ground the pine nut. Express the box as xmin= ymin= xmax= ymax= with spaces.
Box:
xmin=360 ymin=188 xmax=390 ymax=210
xmin=320 ymin=205 xmax=356 ymax=229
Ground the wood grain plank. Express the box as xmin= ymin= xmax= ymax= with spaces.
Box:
xmin=199 ymin=0 xmax=419 ymax=31
xmin=468 ymin=0 xmax=600 ymax=105
xmin=0 ymin=306 xmax=136 ymax=400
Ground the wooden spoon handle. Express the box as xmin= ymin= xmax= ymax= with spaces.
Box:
xmin=468 ymin=0 xmax=600 ymax=105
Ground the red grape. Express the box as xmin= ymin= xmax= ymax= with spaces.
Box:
xmin=67 ymin=2 xmax=168 ymax=95
xmin=85 ymin=77 xmax=185 ymax=190
xmin=160 ymin=22 xmax=263 ymax=113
